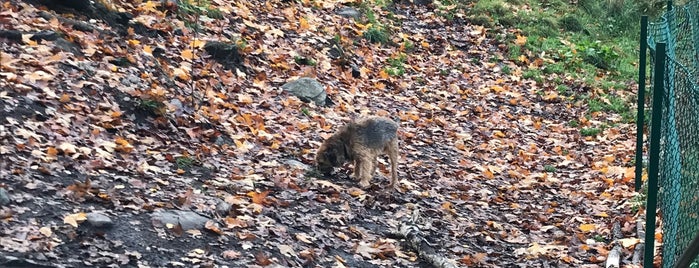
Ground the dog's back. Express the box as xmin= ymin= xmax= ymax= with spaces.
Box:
xmin=353 ymin=116 xmax=398 ymax=149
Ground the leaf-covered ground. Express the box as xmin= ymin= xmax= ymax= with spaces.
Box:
xmin=0 ymin=0 xmax=645 ymax=267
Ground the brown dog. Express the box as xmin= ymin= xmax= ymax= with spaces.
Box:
xmin=315 ymin=116 xmax=399 ymax=189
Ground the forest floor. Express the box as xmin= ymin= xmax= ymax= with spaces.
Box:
xmin=0 ymin=0 xmax=645 ymax=267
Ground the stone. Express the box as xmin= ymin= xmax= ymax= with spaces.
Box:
xmin=87 ymin=212 xmax=113 ymax=228
xmin=215 ymin=200 xmax=232 ymax=216
xmin=336 ymin=7 xmax=361 ymax=19
xmin=0 ymin=188 xmax=10 ymax=206
xmin=283 ymin=159 xmax=309 ymax=170
xmin=281 ymin=77 xmax=329 ymax=106
xmin=151 ymin=210 xmax=210 ymax=230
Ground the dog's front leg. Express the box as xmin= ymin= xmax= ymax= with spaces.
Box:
xmin=355 ymin=159 xmax=373 ymax=188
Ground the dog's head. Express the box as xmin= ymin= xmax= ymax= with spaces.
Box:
xmin=316 ymin=144 xmax=339 ymax=175
xmin=315 ymin=137 xmax=350 ymax=175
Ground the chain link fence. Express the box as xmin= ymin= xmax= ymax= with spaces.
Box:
xmin=639 ymin=0 xmax=699 ymax=267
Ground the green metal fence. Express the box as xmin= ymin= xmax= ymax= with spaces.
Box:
xmin=637 ymin=1 xmax=699 ymax=267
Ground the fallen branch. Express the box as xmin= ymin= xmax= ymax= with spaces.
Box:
xmin=632 ymin=220 xmax=645 ymax=264
xmin=387 ymin=208 xmax=457 ymax=268
xmin=605 ymin=222 xmax=623 ymax=268
xmin=396 ymin=224 xmax=458 ymax=268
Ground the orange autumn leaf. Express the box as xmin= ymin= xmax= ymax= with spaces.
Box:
xmin=298 ymin=17 xmax=309 ymax=30
xmin=59 ymin=93 xmax=71 ymax=103
xmin=483 ymin=169 xmax=495 ymax=179
xmin=579 ymin=224 xmax=596 ymax=232
xmin=181 ymin=49 xmax=194 ymax=60
xmin=247 ymin=191 xmax=271 ymax=205
xmin=47 ymin=147 xmax=58 ymax=156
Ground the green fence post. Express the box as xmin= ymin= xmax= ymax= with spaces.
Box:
xmin=635 ymin=16 xmax=649 ymax=192
xmin=644 ymin=42 xmax=666 ymax=268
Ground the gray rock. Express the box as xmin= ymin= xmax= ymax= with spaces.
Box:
xmin=336 ymin=7 xmax=361 ymax=19
xmin=151 ymin=210 xmax=210 ymax=230
xmin=87 ymin=212 xmax=113 ymax=228
xmin=0 ymin=188 xmax=10 ymax=206
xmin=120 ymin=74 xmax=141 ymax=87
xmin=169 ymin=98 xmax=184 ymax=116
xmin=281 ymin=77 xmax=328 ymax=106
xmin=283 ymin=159 xmax=309 ymax=170
xmin=215 ymin=200 xmax=232 ymax=216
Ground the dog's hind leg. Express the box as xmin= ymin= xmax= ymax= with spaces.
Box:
xmin=386 ymin=138 xmax=399 ymax=188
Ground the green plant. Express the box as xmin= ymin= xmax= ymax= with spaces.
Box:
xmin=577 ymin=40 xmax=620 ymax=70
xmin=543 ymin=62 xmax=565 ymax=74
xmin=523 ymin=69 xmax=543 ymax=84
xmin=569 ymin=120 xmax=579 ymax=127
xmin=580 ymin=127 xmax=601 ymax=136
xmin=176 ymin=156 xmax=195 ymax=170
xmin=544 ymin=165 xmax=556 ymax=172
xmin=593 ymin=234 xmax=605 ymax=242
xmin=364 ymin=25 xmax=389 ymax=44
xmin=588 ymin=98 xmax=603 ymax=113
xmin=630 ymin=183 xmax=648 ymax=213
xmin=402 ymin=40 xmax=415 ymax=51
xmin=177 ymin=0 xmax=222 ymax=21
xmin=559 ymin=15 xmax=584 ymax=32
xmin=294 ymin=56 xmax=317 ymax=66
xmin=556 ymin=85 xmax=569 ymax=95
xmin=384 ymin=53 xmax=407 ymax=76
xmin=301 ymin=107 xmax=311 ymax=117
xmin=502 ymin=65 xmax=512 ymax=74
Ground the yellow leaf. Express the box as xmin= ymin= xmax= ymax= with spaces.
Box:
xmin=483 ymin=169 xmax=494 ymax=179
xmin=143 ymin=45 xmax=152 ymax=55
xmin=58 ymin=142 xmax=77 ymax=154
xmin=595 ymin=212 xmax=609 ymax=217
xmin=141 ymin=1 xmax=159 ymax=12
xmin=379 ymin=69 xmax=389 ymax=79
xmin=238 ymin=94 xmax=253 ymax=104
xmin=543 ymin=92 xmax=558 ymax=101
xmin=515 ymin=34 xmax=527 ymax=46
xmin=518 ymin=55 xmax=528 ymax=63
xmin=579 ymin=223 xmax=596 ymax=232
xmin=59 ymin=93 xmax=71 ymax=103
xmin=191 ymin=39 xmax=206 ymax=49
xmin=247 ymin=191 xmax=270 ymax=205
xmin=348 ymin=188 xmax=365 ymax=197
xmin=127 ymin=39 xmax=141 ymax=46
xmin=619 ymin=238 xmax=641 ymax=248
xmin=299 ymin=17 xmax=309 ymax=31
xmin=441 ymin=202 xmax=453 ymax=210
xmin=39 ymin=226 xmax=52 ymax=237
xmin=603 ymin=155 xmax=615 ymax=163
xmin=64 ymin=212 xmax=87 ymax=228
xmin=454 ymin=140 xmax=466 ymax=151
xmin=181 ymin=49 xmax=194 ymax=60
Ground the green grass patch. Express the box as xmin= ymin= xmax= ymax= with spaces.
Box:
xmin=363 ymin=25 xmax=389 ymax=44
xmin=384 ymin=53 xmax=407 ymax=76
xmin=544 ymin=165 xmax=557 ymax=172
xmin=454 ymin=0 xmax=665 ymax=123
xmin=176 ymin=156 xmax=195 ymax=170
xmin=580 ymin=127 xmax=601 ymax=136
